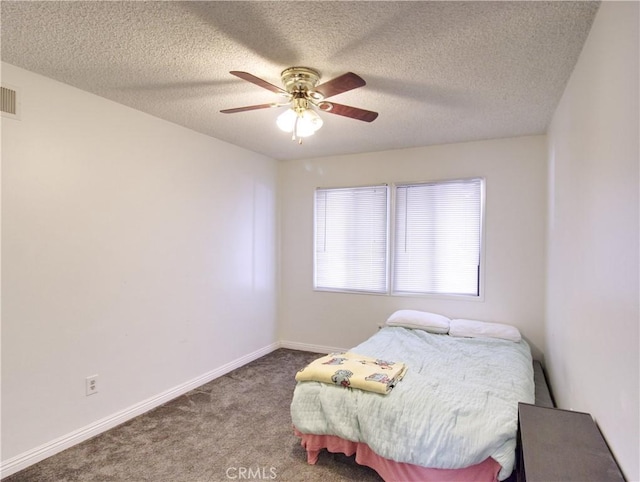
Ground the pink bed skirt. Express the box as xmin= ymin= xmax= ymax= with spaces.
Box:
xmin=293 ymin=428 xmax=501 ymax=482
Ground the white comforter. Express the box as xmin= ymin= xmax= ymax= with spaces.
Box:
xmin=290 ymin=327 xmax=534 ymax=480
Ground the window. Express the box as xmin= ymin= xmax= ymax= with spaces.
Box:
xmin=314 ymin=185 xmax=388 ymax=293
xmin=313 ymin=178 xmax=483 ymax=297
xmin=393 ymin=178 xmax=483 ymax=296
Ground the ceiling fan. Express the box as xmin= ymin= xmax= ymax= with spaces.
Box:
xmin=221 ymin=67 xmax=378 ymax=143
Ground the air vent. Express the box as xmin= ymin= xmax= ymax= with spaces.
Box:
xmin=1 ymin=85 xmax=20 ymax=119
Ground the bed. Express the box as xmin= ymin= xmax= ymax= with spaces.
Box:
xmin=290 ymin=314 xmax=535 ymax=482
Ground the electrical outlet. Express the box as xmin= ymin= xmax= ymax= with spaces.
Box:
xmin=86 ymin=375 xmax=98 ymax=396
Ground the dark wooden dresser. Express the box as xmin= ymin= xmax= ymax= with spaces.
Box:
xmin=517 ymin=402 xmax=625 ymax=482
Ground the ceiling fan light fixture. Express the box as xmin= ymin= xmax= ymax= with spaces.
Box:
xmin=276 ymin=108 xmax=298 ymax=133
xmin=297 ymin=108 xmax=323 ymax=136
xmin=276 ymin=106 xmax=323 ymax=139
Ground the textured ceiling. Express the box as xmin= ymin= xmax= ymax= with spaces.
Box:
xmin=1 ymin=1 xmax=599 ymax=161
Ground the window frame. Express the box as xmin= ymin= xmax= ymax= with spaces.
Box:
xmin=390 ymin=177 xmax=486 ymax=300
xmin=312 ymin=177 xmax=485 ymax=300
xmin=313 ymin=184 xmax=390 ymax=295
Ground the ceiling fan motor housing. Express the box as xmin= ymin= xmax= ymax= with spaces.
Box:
xmin=281 ymin=67 xmax=322 ymax=97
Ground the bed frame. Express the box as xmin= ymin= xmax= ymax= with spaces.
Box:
xmin=532 ymin=360 xmax=554 ymax=408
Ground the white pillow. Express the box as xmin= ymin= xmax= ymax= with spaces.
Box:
xmin=449 ymin=318 xmax=521 ymax=342
xmin=385 ymin=310 xmax=450 ymax=334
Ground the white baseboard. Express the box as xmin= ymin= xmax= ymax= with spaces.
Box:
xmin=279 ymin=340 xmax=347 ymax=354
xmin=0 ymin=342 xmax=280 ymax=478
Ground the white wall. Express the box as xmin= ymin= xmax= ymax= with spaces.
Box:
xmin=1 ymin=63 xmax=279 ymax=469
xmin=279 ymin=136 xmax=547 ymax=358
xmin=546 ymin=2 xmax=639 ymax=480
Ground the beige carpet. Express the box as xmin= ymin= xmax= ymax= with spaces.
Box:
xmin=4 ymin=349 xmax=382 ymax=482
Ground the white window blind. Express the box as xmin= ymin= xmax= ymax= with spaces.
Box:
xmin=314 ymin=185 xmax=388 ymax=293
xmin=393 ymin=178 xmax=483 ymax=296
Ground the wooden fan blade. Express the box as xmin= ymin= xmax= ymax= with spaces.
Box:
xmin=220 ymin=103 xmax=277 ymax=114
xmin=229 ymin=71 xmax=286 ymax=94
xmin=314 ymin=72 xmax=366 ymax=99
xmin=318 ymin=102 xmax=378 ymax=122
